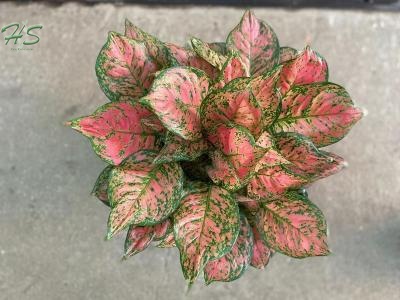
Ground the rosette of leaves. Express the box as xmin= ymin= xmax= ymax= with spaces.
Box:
xmin=67 ymin=10 xmax=363 ymax=285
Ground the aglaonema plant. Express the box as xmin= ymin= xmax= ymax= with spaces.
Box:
xmin=67 ymin=10 xmax=363 ymax=285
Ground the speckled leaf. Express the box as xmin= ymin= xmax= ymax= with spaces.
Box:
xmin=251 ymin=225 xmax=273 ymax=269
xmin=237 ymin=196 xmax=260 ymax=215
xmin=153 ymin=219 xmax=172 ymax=240
xmin=173 ymin=186 xmax=240 ymax=284
xmin=279 ymin=46 xmax=329 ymax=95
xmin=214 ymin=54 xmax=249 ymax=89
xmin=166 ymin=43 xmax=218 ymax=80
xmin=248 ymin=165 xmax=308 ymax=199
xmin=125 ymin=19 xmax=171 ymax=66
xmin=67 ymin=102 xmax=157 ymax=165
xmin=96 ymin=32 xmax=158 ymax=102
xmin=92 ymin=165 xmax=113 ymax=206
xmin=250 ymin=66 xmax=282 ymax=125
xmin=141 ymin=67 xmax=210 ymax=141
xmin=276 ymin=132 xmax=345 ymax=181
xmin=256 ymin=191 xmax=329 ymax=258
xmin=201 ymin=78 xmax=263 ymax=136
xmin=279 ymin=47 xmax=298 ymax=63
xmin=107 ymin=150 xmax=184 ymax=238
xmin=227 ymin=10 xmax=279 ymax=76
xmin=157 ymin=231 xmax=176 ymax=248
xmin=140 ymin=114 xmax=166 ymax=134
xmin=191 ymin=37 xmax=227 ymax=70
xmin=204 ymin=213 xmax=253 ymax=284
xmin=154 ymin=132 xmax=209 ymax=164
xmin=207 ymin=124 xmax=263 ymax=182
xmin=274 ymin=83 xmax=363 ymax=147
xmin=207 ymin=149 xmax=242 ymax=191
xmin=124 ymin=225 xmax=154 ymax=257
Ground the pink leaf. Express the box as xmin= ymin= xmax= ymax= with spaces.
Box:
xmin=157 ymin=231 xmax=176 ymax=248
xmin=227 ymin=10 xmax=279 ymax=76
xmin=274 ymin=83 xmax=363 ymax=147
xmin=91 ymin=165 xmax=113 ymax=207
xmin=276 ymin=132 xmax=345 ymax=181
xmin=142 ymin=67 xmax=210 ymax=141
xmin=207 ymin=124 xmax=263 ymax=182
xmin=124 ymin=225 xmax=155 ymax=257
xmin=207 ymin=149 xmax=242 ymax=191
xmin=107 ymin=150 xmax=183 ymax=238
xmin=96 ymin=32 xmax=159 ymax=102
xmin=201 ymin=78 xmax=263 ymax=136
xmin=256 ymin=191 xmax=329 ymax=258
xmin=67 ymin=102 xmax=158 ymax=165
xmin=153 ymin=132 xmax=209 ymax=164
xmin=213 ymin=54 xmax=249 ymax=89
xmin=279 ymin=46 xmax=329 ymax=95
xmin=248 ymin=165 xmax=307 ymax=199
xmin=250 ymin=66 xmax=282 ymax=125
xmin=279 ymin=47 xmax=298 ymax=64
xmin=125 ymin=19 xmax=170 ymax=67
xmin=204 ymin=214 xmax=253 ymax=284
xmin=173 ymin=186 xmax=240 ymax=284
xmin=166 ymin=43 xmax=218 ymax=80
xmin=251 ymin=226 xmax=273 ymax=269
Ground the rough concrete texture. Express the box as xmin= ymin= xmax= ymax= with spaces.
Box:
xmin=0 ymin=2 xmax=399 ymax=300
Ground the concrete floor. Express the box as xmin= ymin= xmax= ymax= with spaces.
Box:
xmin=0 ymin=2 xmax=399 ymax=300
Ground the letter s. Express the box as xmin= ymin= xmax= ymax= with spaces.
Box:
xmin=24 ymin=25 xmax=42 ymax=45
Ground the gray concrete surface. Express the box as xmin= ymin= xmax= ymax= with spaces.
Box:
xmin=0 ymin=2 xmax=399 ymax=300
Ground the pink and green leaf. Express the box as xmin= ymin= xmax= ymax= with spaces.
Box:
xmin=256 ymin=191 xmax=329 ymax=258
xmin=124 ymin=225 xmax=155 ymax=257
xmin=274 ymin=82 xmax=363 ymax=147
xmin=276 ymin=132 xmax=345 ymax=181
xmin=207 ymin=149 xmax=242 ymax=191
xmin=227 ymin=10 xmax=279 ymax=76
xmin=157 ymin=231 xmax=176 ymax=248
xmin=125 ymin=19 xmax=171 ymax=67
xmin=107 ymin=150 xmax=183 ymax=238
xmin=96 ymin=32 xmax=159 ymax=102
xmin=166 ymin=43 xmax=218 ymax=80
xmin=153 ymin=132 xmax=209 ymax=164
xmin=204 ymin=213 xmax=253 ymax=284
xmin=191 ymin=37 xmax=227 ymax=70
xmin=248 ymin=165 xmax=308 ymax=199
xmin=67 ymin=101 xmax=158 ymax=165
xmin=279 ymin=46 xmax=329 ymax=95
xmin=201 ymin=78 xmax=263 ymax=136
xmin=251 ymin=226 xmax=273 ymax=269
xmin=92 ymin=165 xmax=113 ymax=207
xmin=213 ymin=54 xmax=249 ymax=89
xmin=173 ymin=186 xmax=240 ymax=284
xmin=279 ymin=47 xmax=298 ymax=63
xmin=141 ymin=67 xmax=210 ymax=141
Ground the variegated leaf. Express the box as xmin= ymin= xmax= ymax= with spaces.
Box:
xmin=274 ymin=83 xmax=363 ymax=147
xmin=124 ymin=225 xmax=154 ymax=257
xmin=166 ymin=43 xmax=218 ymax=80
xmin=157 ymin=231 xmax=176 ymax=248
xmin=125 ymin=19 xmax=171 ymax=67
xmin=248 ymin=165 xmax=308 ymax=199
xmin=237 ymin=195 xmax=260 ymax=215
xmin=67 ymin=102 xmax=158 ymax=165
xmin=96 ymin=32 xmax=158 ymax=102
xmin=227 ymin=10 xmax=279 ymax=76
xmin=107 ymin=150 xmax=183 ymax=238
xmin=173 ymin=186 xmax=240 ymax=284
xmin=251 ymin=225 xmax=273 ymax=269
xmin=204 ymin=213 xmax=253 ymax=284
xmin=141 ymin=67 xmax=210 ymax=141
xmin=250 ymin=66 xmax=282 ymax=125
xmin=214 ymin=54 xmax=249 ymax=89
xmin=256 ymin=191 xmax=329 ymax=258
xmin=276 ymin=132 xmax=345 ymax=181
xmin=207 ymin=124 xmax=263 ymax=182
xmin=92 ymin=165 xmax=113 ymax=207
xmin=207 ymin=149 xmax=242 ymax=191
xmin=279 ymin=46 xmax=298 ymax=63
xmin=201 ymin=78 xmax=263 ymax=136
xmin=153 ymin=132 xmax=209 ymax=164
xmin=191 ymin=37 xmax=227 ymax=70
xmin=279 ymin=46 xmax=329 ymax=95
xmin=153 ymin=219 xmax=172 ymax=240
